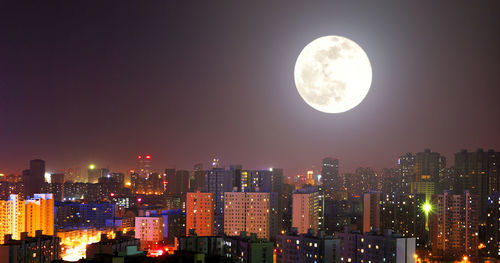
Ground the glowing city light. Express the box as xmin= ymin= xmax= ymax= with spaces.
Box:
xmin=422 ymin=202 xmax=432 ymax=213
xmin=89 ymin=164 xmax=96 ymax=170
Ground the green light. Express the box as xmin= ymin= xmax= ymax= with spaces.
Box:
xmin=423 ymin=202 xmax=432 ymax=213
xmin=89 ymin=164 xmax=95 ymax=170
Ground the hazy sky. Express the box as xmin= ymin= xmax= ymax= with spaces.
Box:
xmin=1 ymin=2 xmax=499 ymax=176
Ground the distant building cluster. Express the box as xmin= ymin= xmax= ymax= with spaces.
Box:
xmin=0 ymin=148 xmax=498 ymax=262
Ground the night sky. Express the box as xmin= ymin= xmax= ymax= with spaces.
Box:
xmin=1 ymin=2 xmax=499 ymax=176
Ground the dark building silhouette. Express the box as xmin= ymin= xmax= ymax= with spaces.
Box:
xmin=321 ymin=157 xmax=340 ymax=200
xmin=23 ymin=159 xmax=45 ymax=197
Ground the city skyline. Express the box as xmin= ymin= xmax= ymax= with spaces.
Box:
xmin=1 ymin=2 xmax=500 ymax=175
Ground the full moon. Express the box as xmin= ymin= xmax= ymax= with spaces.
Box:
xmin=294 ymin=35 xmax=372 ymax=113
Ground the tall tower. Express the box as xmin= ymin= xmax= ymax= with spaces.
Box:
xmin=137 ymin=154 xmax=152 ymax=177
xmin=207 ymin=165 xmax=231 ymax=235
xmin=23 ymin=159 xmax=45 ymax=197
xmin=186 ymin=191 xmax=214 ymax=236
xmin=321 ymin=157 xmax=339 ymax=200
xmin=292 ymin=187 xmax=320 ymax=234
xmin=25 ymin=193 xmax=54 ymax=236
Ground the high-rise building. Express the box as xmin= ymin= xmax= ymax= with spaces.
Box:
xmin=23 ymin=159 xmax=45 ymax=197
xmin=414 ymin=149 xmax=446 ymax=183
xmin=207 ymin=167 xmax=232 ymax=235
xmin=397 ymin=153 xmax=416 ymax=192
xmin=0 ymin=231 xmax=60 ymax=263
xmin=484 ymin=192 xmax=500 ymax=259
xmin=186 ymin=191 xmax=214 ymax=236
xmin=135 ymin=216 xmax=164 ymax=250
xmin=321 ymin=157 xmax=340 ymax=200
xmin=190 ymin=164 xmax=206 ymax=192
xmin=0 ymin=194 xmax=25 ymax=243
xmin=25 ymin=193 xmax=54 ymax=237
xmin=454 ymin=149 xmax=500 ymax=220
xmin=225 ymin=233 xmax=274 ymax=263
xmin=164 ymin=168 xmax=176 ymax=194
xmin=363 ymin=191 xmax=380 ymax=233
xmin=379 ymin=193 xmax=428 ymax=249
xmin=430 ymin=190 xmax=479 ymax=259
xmin=50 ymin=173 xmax=64 ymax=184
xmin=292 ymin=187 xmax=320 ymax=234
xmin=336 ymin=229 xmax=416 ymax=263
xmin=175 ymin=170 xmax=190 ymax=194
xmin=224 ymin=192 xmax=270 ymax=239
xmin=137 ymin=154 xmax=152 ymax=177
xmin=275 ymin=229 xmax=340 ymax=263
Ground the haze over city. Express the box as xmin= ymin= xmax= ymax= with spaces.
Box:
xmin=1 ymin=2 xmax=499 ymax=175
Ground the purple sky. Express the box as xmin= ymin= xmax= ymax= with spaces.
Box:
xmin=1 ymin=2 xmax=499 ymax=176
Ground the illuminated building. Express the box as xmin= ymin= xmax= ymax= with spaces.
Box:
xmin=207 ymin=167 xmax=231 ymax=235
xmin=41 ymin=182 xmax=63 ymax=201
xmin=321 ymin=157 xmax=340 ymax=200
xmin=57 ymin=228 xmax=116 ymax=261
xmin=55 ymin=201 xmax=115 ymax=229
xmin=336 ymin=229 xmax=415 ymax=263
xmin=397 ymin=153 xmax=416 ymax=193
xmin=414 ymin=149 xmax=446 ymax=183
xmin=25 ymin=193 xmax=54 ymax=237
xmin=323 ymin=197 xmax=363 ymax=234
xmin=363 ymin=191 xmax=380 ymax=233
xmin=224 ymin=192 xmax=270 ymax=239
xmin=0 ymin=231 xmax=60 ymax=263
xmin=140 ymin=209 xmax=186 ymax=245
xmin=484 ymin=192 xmax=500 ymax=259
xmin=0 ymin=194 xmax=25 ymax=243
xmin=0 ymin=181 xmax=25 ymax=200
xmin=224 ymin=232 xmax=274 ymax=263
xmin=22 ymin=159 xmax=45 ymax=197
xmin=135 ymin=216 xmax=164 ymax=250
xmin=62 ymin=182 xmax=86 ymax=200
xmin=455 ymin=149 xmax=500 ymax=220
xmin=379 ymin=193 xmax=428 ymax=249
xmin=292 ymin=187 xmax=319 ymax=234
xmin=344 ymin=167 xmax=379 ymax=197
xmin=410 ymin=181 xmax=435 ymax=200
xmin=137 ymin=154 xmax=152 ymax=177
xmin=430 ymin=190 xmax=479 ymax=258
xmin=186 ymin=191 xmax=214 ymax=236
xmin=275 ymin=229 xmax=340 ymax=263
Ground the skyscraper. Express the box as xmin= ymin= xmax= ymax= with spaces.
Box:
xmin=224 ymin=192 xmax=270 ymax=239
xmin=454 ymin=148 xmax=500 ymax=220
xmin=430 ymin=190 xmax=479 ymax=259
xmin=414 ymin=149 xmax=446 ymax=183
xmin=362 ymin=191 xmax=380 ymax=233
xmin=25 ymin=193 xmax=54 ymax=237
xmin=137 ymin=154 xmax=152 ymax=177
xmin=23 ymin=159 xmax=45 ymax=197
xmin=186 ymin=191 xmax=214 ymax=236
xmin=321 ymin=157 xmax=340 ymax=200
xmin=207 ymin=167 xmax=232 ymax=235
xmin=0 ymin=194 xmax=25 ymax=243
xmin=292 ymin=187 xmax=319 ymax=234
